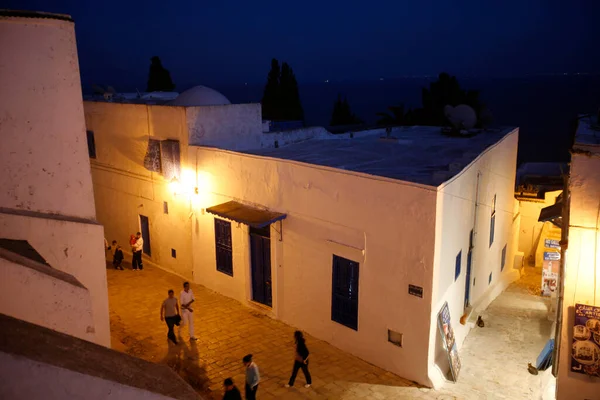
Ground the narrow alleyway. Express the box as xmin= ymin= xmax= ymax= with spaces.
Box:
xmin=107 ymin=263 xmax=555 ymax=399
xmin=435 ymin=267 xmax=557 ymax=400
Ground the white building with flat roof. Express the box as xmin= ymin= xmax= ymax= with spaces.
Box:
xmin=85 ymin=94 xmax=520 ymax=387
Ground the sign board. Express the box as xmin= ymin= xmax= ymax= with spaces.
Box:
xmin=541 ymin=252 xmax=560 ymax=296
xmin=437 ymin=302 xmax=461 ymax=382
xmin=571 ymin=303 xmax=600 ymax=377
xmin=408 ymin=284 xmax=423 ymax=298
xmin=544 ymin=239 xmax=560 ymax=249
xmin=543 ymin=251 xmax=560 ymax=261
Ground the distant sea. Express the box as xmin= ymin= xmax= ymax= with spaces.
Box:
xmin=87 ymin=75 xmax=600 ymax=164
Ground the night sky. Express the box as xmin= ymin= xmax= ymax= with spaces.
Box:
xmin=6 ymin=0 xmax=600 ymax=87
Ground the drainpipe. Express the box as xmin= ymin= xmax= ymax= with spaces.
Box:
xmin=469 ymin=171 xmax=481 ymax=308
xmin=552 ymin=173 xmax=569 ymax=377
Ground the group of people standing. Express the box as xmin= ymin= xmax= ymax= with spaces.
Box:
xmin=104 ymin=232 xmax=144 ymax=271
xmin=159 ymin=284 xmax=312 ymax=400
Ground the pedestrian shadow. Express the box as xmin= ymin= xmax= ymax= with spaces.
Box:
xmin=161 ymin=337 xmax=210 ymax=394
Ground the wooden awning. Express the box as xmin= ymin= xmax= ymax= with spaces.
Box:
xmin=206 ymin=201 xmax=286 ymax=228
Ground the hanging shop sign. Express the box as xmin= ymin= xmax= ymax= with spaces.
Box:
xmin=541 ymin=251 xmax=560 ymax=297
xmin=571 ymin=303 xmax=600 ymax=377
xmin=437 ymin=302 xmax=461 ymax=382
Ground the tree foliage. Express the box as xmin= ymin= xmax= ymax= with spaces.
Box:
xmin=330 ymin=94 xmax=363 ymax=126
xmin=377 ymin=72 xmax=490 ymax=128
xmin=147 ymin=56 xmax=175 ymax=92
xmin=261 ymin=59 xmax=304 ymax=121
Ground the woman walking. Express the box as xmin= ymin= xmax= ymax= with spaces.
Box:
xmin=285 ymin=331 xmax=312 ymax=388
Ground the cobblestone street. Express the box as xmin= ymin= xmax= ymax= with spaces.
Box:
xmin=107 ymin=263 xmax=555 ymax=399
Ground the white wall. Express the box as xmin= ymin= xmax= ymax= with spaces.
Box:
xmin=428 ymin=129 xmax=520 ymax=388
xmin=187 ymin=104 xmax=263 ymax=150
xmin=84 ymin=102 xmax=194 ymax=279
xmin=0 ymin=212 xmax=110 ymax=346
xmin=0 ymin=257 xmax=95 ymax=342
xmin=0 ymin=353 xmax=179 ymax=400
xmin=557 ymin=152 xmax=600 ymax=400
xmin=0 ymin=15 xmax=96 ymax=219
xmin=189 ymin=147 xmax=438 ymax=386
xmin=0 ymin=14 xmax=109 ymax=347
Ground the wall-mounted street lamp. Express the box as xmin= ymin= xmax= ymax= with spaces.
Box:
xmin=170 ymin=176 xmax=198 ymax=197
xmin=169 ymin=177 xmax=182 ymax=196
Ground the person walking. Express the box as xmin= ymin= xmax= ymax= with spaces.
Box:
xmin=243 ymin=354 xmax=260 ymax=400
xmin=112 ymin=241 xmax=124 ymax=270
xmin=222 ymin=378 xmax=242 ymax=400
xmin=179 ymin=281 xmax=197 ymax=341
xmin=132 ymin=232 xmax=144 ymax=271
xmin=160 ymin=289 xmax=180 ymax=344
xmin=285 ymin=331 xmax=312 ymax=388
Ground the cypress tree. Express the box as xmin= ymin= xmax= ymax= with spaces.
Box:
xmin=261 ymin=59 xmax=281 ymax=120
xmin=146 ymin=56 xmax=175 ymax=92
xmin=330 ymin=94 xmax=362 ymax=126
xmin=261 ymin=59 xmax=304 ymax=121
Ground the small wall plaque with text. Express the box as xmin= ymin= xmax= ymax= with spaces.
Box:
xmin=408 ymin=284 xmax=423 ymax=298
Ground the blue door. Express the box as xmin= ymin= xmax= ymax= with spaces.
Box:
xmin=139 ymin=215 xmax=151 ymax=256
xmin=250 ymin=226 xmax=272 ymax=307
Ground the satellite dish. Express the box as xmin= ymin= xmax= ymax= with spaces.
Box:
xmin=444 ymin=104 xmax=477 ymax=131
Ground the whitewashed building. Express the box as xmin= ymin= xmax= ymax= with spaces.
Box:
xmin=556 ymin=115 xmax=600 ymax=400
xmin=85 ymin=90 xmax=520 ymax=387
xmin=0 ymin=9 xmax=109 ymax=346
xmin=0 ymin=10 xmax=202 ymax=399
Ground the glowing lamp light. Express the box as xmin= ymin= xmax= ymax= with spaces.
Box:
xmin=169 ymin=177 xmax=182 ymax=196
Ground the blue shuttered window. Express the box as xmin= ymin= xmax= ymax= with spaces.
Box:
xmin=331 ymin=255 xmax=359 ymax=331
xmin=501 ymin=244 xmax=507 ymax=271
xmin=455 ymin=250 xmax=462 ymax=281
xmin=214 ymin=219 xmax=233 ymax=276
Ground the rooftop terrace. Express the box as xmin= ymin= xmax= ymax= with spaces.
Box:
xmin=246 ymin=126 xmax=517 ymax=186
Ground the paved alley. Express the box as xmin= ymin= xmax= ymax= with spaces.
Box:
xmin=107 ymin=264 xmax=555 ymax=399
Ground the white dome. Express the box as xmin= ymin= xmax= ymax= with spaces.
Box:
xmin=169 ymin=85 xmax=231 ymax=106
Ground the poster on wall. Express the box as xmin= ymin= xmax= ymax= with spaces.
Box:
xmin=541 ymin=251 xmax=560 ymax=297
xmin=437 ymin=302 xmax=461 ymax=382
xmin=571 ymin=303 xmax=600 ymax=377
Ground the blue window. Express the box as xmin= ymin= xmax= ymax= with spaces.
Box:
xmin=86 ymin=130 xmax=96 ymax=159
xmin=489 ymin=272 xmax=493 ymax=285
xmin=489 ymin=194 xmax=496 ymax=247
xmin=501 ymin=244 xmax=507 ymax=271
xmin=332 ymin=255 xmax=359 ymax=331
xmin=455 ymin=250 xmax=462 ymax=281
xmin=214 ymin=219 xmax=233 ymax=276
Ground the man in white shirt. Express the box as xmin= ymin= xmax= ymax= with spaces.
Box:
xmin=180 ymin=281 xmax=197 ymax=341
xmin=132 ymin=231 xmax=144 ymax=271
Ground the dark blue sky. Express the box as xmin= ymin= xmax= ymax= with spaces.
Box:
xmin=7 ymin=0 xmax=600 ymax=87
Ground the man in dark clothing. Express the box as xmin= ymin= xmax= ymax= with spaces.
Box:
xmin=112 ymin=242 xmax=124 ymax=270
xmin=160 ymin=289 xmax=180 ymax=344
xmin=222 ymin=378 xmax=242 ymax=400
xmin=286 ymin=330 xmax=312 ymax=388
